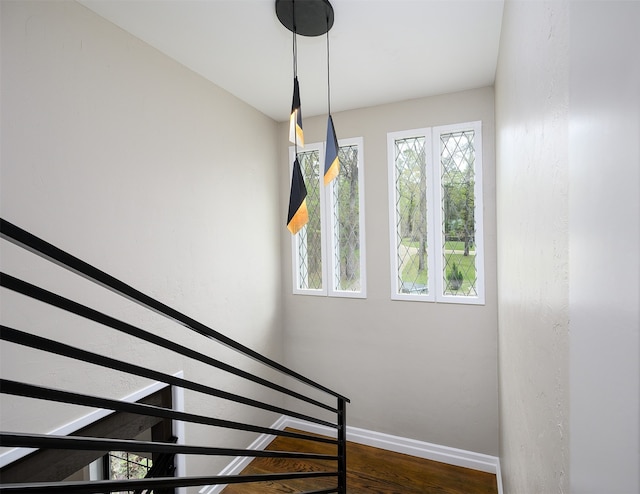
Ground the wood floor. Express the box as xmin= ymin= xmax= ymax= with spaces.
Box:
xmin=221 ymin=429 xmax=498 ymax=494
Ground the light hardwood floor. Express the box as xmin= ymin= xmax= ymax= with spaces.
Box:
xmin=221 ymin=429 xmax=498 ymax=494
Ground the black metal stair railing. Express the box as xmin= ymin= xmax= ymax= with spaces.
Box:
xmin=0 ymin=218 xmax=349 ymax=493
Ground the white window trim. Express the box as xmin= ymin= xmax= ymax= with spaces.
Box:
xmin=290 ymin=137 xmax=366 ymax=299
xmin=290 ymin=141 xmax=327 ymax=296
xmin=433 ymin=121 xmax=484 ymax=305
xmin=387 ymin=122 xmax=485 ymax=305
xmin=328 ymin=137 xmax=367 ymax=299
xmin=387 ymin=128 xmax=436 ymax=302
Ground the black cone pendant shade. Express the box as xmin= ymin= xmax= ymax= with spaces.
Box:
xmin=290 ymin=76 xmax=303 ymax=147
xmin=324 ymin=114 xmax=339 ymax=184
xmin=286 ymin=157 xmax=308 ymax=234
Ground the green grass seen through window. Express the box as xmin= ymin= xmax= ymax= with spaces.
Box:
xmin=401 ymin=251 xmax=476 ymax=292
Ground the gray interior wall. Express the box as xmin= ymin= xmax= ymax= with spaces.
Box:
xmin=568 ymin=2 xmax=640 ymax=492
xmin=496 ymin=1 xmax=640 ymax=492
xmin=279 ymin=87 xmax=499 ymax=456
xmin=495 ymin=1 xmax=571 ymax=492
xmin=10 ymin=2 xmax=638 ymax=489
xmin=0 ymin=0 xmax=282 ymax=476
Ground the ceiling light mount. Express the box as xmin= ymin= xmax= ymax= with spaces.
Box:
xmin=276 ymin=0 xmax=334 ymax=37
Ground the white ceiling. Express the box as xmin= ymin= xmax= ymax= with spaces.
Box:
xmin=79 ymin=0 xmax=504 ymax=122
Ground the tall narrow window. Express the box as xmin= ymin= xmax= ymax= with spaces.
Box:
xmin=291 ymin=138 xmax=366 ymax=298
xmin=388 ymin=122 xmax=484 ymax=304
xmin=388 ymin=132 xmax=434 ymax=299
xmin=294 ymin=145 xmax=324 ymax=291
xmin=436 ymin=123 xmax=484 ymax=302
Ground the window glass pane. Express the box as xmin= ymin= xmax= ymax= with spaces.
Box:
xmin=394 ymin=137 xmax=429 ymax=295
xmin=108 ymin=451 xmax=152 ymax=493
xmin=388 ymin=123 xmax=483 ymax=304
xmin=440 ymin=130 xmax=478 ymax=296
xmin=332 ymin=144 xmax=360 ymax=292
xmin=292 ymin=139 xmax=365 ymax=297
xmin=296 ymin=149 xmax=322 ymax=290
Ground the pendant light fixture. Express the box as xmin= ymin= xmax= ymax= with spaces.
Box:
xmin=323 ymin=13 xmax=339 ymax=185
xmin=277 ymin=0 xmax=337 ymax=234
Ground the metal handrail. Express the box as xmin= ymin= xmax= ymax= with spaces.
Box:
xmin=0 ymin=218 xmax=349 ymax=493
xmin=0 ymin=325 xmax=337 ymax=429
xmin=0 ymin=472 xmax=339 ymax=494
xmin=0 ymin=379 xmax=337 ymax=444
xmin=0 ymin=219 xmax=349 ymax=402
xmin=0 ymin=272 xmax=337 ymax=414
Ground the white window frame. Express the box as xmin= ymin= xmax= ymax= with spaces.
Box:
xmin=387 ymin=128 xmax=436 ymax=302
xmin=387 ymin=121 xmax=484 ymax=305
xmin=290 ymin=137 xmax=366 ymax=298
xmin=291 ymin=142 xmax=326 ymax=296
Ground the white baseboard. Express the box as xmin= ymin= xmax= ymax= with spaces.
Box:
xmin=200 ymin=415 xmax=503 ymax=494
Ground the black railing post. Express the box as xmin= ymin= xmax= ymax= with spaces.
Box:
xmin=337 ymin=397 xmax=347 ymax=493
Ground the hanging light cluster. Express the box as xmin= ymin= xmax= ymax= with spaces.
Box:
xmin=276 ymin=0 xmax=339 ymax=235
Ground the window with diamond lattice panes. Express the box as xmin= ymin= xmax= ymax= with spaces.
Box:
xmin=440 ymin=129 xmax=478 ymax=296
xmin=106 ymin=451 xmax=152 ymax=493
xmin=388 ymin=122 xmax=484 ymax=304
xmin=294 ymin=147 xmax=323 ymax=291
xmin=291 ymin=138 xmax=366 ymax=298
xmin=331 ymin=144 xmax=361 ymax=292
xmin=392 ymin=135 xmax=431 ymax=297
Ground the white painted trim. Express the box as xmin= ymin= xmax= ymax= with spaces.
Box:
xmin=284 ymin=416 xmax=500 ymax=473
xmin=387 ymin=123 xmax=487 ymax=305
xmin=171 ymin=374 xmax=187 ymax=494
xmin=0 ymin=372 xmax=186 ymax=476
xmin=327 ymin=136 xmax=367 ymax=300
xmin=289 ymin=142 xmax=328 ymax=297
xmin=387 ymin=127 xmax=436 ymax=302
xmin=432 ymin=120 xmax=485 ymax=305
xmin=495 ymin=456 xmax=504 ymax=494
xmin=348 ymin=426 xmax=498 ymax=473
xmin=201 ymin=415 xmax=503 ymax=494
xmin=289 ymin=137 xmax=367 ymax=299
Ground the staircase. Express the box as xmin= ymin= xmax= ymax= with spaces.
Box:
xmin=0 ymin=219 xmax=349 ymax=493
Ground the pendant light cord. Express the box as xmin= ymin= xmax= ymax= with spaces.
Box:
xmin=292 ymin=11 xmax=297 ymax=80
xmin=326 ymin=14 xmax=331 ymax=116
xmin=292 ymin=0 xmax=299 ymax=153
